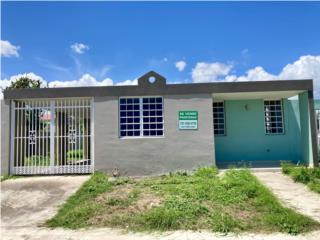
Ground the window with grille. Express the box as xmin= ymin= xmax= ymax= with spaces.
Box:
xmin=264 ymin=100 xmax=284 ymax=134
xmin=119 ymin=97 xmax=164 ymax=137
xmin=213 ymin=102 xmax=225 ymax=135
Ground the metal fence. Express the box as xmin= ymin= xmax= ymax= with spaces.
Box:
xmin=10 ymin=98 xmax=93 ymax=175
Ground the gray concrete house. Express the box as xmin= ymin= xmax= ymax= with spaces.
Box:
xmin=1 ymin=71 xmax=318 ymax=176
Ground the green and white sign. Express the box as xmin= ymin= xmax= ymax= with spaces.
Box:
xmin=179 ymin=110 xmax=198 ymax=130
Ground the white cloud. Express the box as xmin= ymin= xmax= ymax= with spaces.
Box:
xmin=70 ymin=42 xmax=89 ymax=54
xmin=241 ymin=48 xmax=249 ymax=55
xmin=116 ymin=79 xmax=138 ymax=86
xmin=0 ymin=72 xmax=139 ymax=99
xmin=0 ymin=40 xmax=20 ymax=57
xmin=48 ymin=74 xmax=113 ymax=88
xmin=2 ymin=55 xmax=320 ymax=98
xmin=49 ymin=74 xmax=138 ymax=88
xmin=192 ymin=55 xmax=320 ymax=98
xmin=192 ymin=62 xmax=233 ymax=83
xmin=175 ymin=61 xmax=187 ymax=72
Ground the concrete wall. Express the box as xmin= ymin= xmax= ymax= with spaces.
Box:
xmin=94 ymin=94 xmax=214 ymax=176
xmin=299 ymin=92 xmax=316 ymax=166
xmin=214 ymin=99 xmax=302 ymax=168
xmin=1 ymin=100 xmax=11 ymax=175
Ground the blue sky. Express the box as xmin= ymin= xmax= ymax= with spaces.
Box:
xmin=1 ymin=2 xmax=320 ymax=93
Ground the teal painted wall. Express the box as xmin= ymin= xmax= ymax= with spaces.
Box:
xmin=314 ymin=99 xmax=320 ymax=109
xmin=299 ymin=92 xmax=313 ymax=166
xmin=214 ymin=99 xmax=302 ymax=168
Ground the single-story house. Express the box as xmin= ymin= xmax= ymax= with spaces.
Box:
xmin=1 ymin=71 xmax=318 ymax=176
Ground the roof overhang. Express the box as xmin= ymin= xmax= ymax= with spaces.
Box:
xmin=213 ymin=90 xmax=304 ymax=100
xmin=3 ymin=71 xmax=313 ymax=100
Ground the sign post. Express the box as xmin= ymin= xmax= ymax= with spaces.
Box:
xmin=179 ymin=110 xmax=198 ymax=130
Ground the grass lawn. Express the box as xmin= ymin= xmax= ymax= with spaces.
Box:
xmin=281 ymin=162 xmax=320 ymax=194
xmin=46 ymin=168 xmax=320 ymax=235
xmin=0 ymin=174 xmax=21 ymax=182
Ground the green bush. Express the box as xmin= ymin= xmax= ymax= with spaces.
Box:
xmin=281 ymin=162 xmax=320 ymax=194
xmin=67 ymin=149 xmax=83 ymax=161
xmin=25 ymin=155 xmax=50 ymax=166
xmin=281 ymin=162 xmax=294 ymax=175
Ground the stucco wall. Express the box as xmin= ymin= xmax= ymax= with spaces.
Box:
xmin=214 ymin=99 xmax=302 ymax=168
xmin=94 ymin=94 xmax=214 ymax=176
xmin=1 ymin=100 xmax=11 ymax=175
xmin=299 ymin=92 xmax=316 ymax=166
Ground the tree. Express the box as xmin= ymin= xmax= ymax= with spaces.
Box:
xmin=6 ymin=76 xmax=42 ymax=90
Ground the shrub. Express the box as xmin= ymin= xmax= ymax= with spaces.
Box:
xmin=281 ymin=162 xmax=294 ymax=175
xmin=67 ymin=149 xmax=83 ymax=161
xmin=281 ymin=162 xmax=320 ymax=194
xmin=25 ymin=155 xmax=50 ymax=166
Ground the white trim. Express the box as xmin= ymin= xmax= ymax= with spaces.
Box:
xmin=120 ymin=136 xmax=165 ymax=140
xmin=90 ymin=98 xmax=95 ymax=172
xmin=10 ymin=100 xmax=15 ymax=174
xmin=10 ymin=98 xmax=93 ymax=175
xmin=118 ymin=96 xmax=164 ymax=138
xmin=50 ymin=100 xmax=55 ymax=167
xmin=264 ymin=99 xmax=285 ymax=135
xmin=213 ymin=101 xmax=226 ymax=136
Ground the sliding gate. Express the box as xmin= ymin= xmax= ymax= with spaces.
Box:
xmin=10 ymin=98 xmax=94 ymax=175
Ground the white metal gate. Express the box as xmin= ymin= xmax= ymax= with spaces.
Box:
xmin=10 ymin=98 xmax=94 ymax=175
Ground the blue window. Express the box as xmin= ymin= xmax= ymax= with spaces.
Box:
xmin=119 ymin=97 xmax=164 ymax=137
xmin=213 ymin=102 xmax=225 ymax=136
xmin=264 ymin=100 xmax=284 ymax=134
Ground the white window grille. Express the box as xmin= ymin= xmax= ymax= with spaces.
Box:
xmin=119 ymin=97 xmax=164 ymax=137
xmin=213 ymin=101 xmax=225 ymax=135
xmin=10 ymin=98 xmax=93 ymax=175
xmin=264 ymin=100 xmax=284 ymax=134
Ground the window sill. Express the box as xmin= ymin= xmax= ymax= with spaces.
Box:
xmin=119 ymin=136 xmax=165 ymax=140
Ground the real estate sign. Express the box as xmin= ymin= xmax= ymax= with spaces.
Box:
xmin=179 ymin=110 xmax=198 ymax=130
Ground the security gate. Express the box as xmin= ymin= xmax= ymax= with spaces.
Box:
xmin=10 ymin=98 xmax=94 ymax=175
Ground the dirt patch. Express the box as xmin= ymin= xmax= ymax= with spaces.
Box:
xmin=96 ymin=184 xmax=135 ymax=203
xmin=89 ymin=184 xmax=162 ymax=226
xmin=136 ymin=193 xmax=162 ymax=211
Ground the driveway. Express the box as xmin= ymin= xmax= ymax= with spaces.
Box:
xmin=1 ymin=175 xmax=89 ymax=228
xmin=253 ymin=171 xmax=320 ymax=222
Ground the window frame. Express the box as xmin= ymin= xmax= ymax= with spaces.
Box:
xmin=212 ymin=101 xmax=226 ymax=136
xmin=118 ymin=96 xmax=164 ymax=139
xmin=264 ymin=99 xmax=285 ymax=135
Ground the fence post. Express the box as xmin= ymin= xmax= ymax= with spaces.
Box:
xmin=50 ymin=100 xmax=55 ymax=170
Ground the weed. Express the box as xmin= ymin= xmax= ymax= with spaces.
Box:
xmin=281 ymin=162 xmax=320 ymax=194
xmin=46 ymin=172 xmax=112 ymax=229
xmin=47 ymin=168 xmax=320 ymax=234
